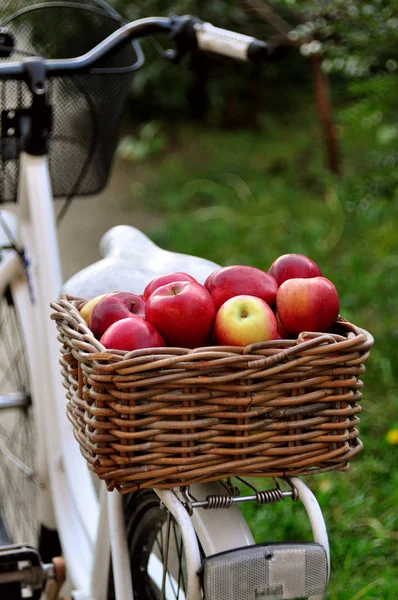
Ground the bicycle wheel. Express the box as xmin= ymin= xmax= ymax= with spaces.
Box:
xmin=122 ymin=490 xmax=204 ymax=600
xmin=0 ymin=287 xmax=38 ymax=546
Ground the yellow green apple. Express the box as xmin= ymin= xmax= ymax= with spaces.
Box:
xmin=214 ymin=295 xmax=279 ymax=346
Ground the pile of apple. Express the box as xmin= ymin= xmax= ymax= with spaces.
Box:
xmin=79 ymin=253 xmax=340 ymax=351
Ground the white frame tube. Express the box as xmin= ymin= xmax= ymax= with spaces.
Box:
xmin=11 ymin=153 xmax=99 ymax=593
xmin=90 ymin=485 xmax=111 ymax=600
xmin=0 ymin=251 xmax=22 ymax=295
xmin=155 ymin=489 xmax=203 ymax=600
xmin=291 ymin=477 xmax=330 ymax=600
xmin=108 ymin=492 xmax=133 ymax=600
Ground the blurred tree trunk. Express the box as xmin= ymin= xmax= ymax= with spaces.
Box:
xmin=244 ymin=0 xmax=341 ymax=176
xmin=222 ymin=69 xmax=263 ymax=129
xmin=311 ymin=55 xmax=340 ymax=175
xmin=188 ymin=54 xmax=263 ymax=129
xmin=247 ymin=64 xmax=264 ymax=129
xmin=188 ymin=53 xmax=210 ymax=120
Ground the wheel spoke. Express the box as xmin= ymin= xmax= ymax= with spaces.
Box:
xmin=125 ymin=491 xmax=203 ymax=600
xmin=166 ymin=569 xmax=178 ymax=600
xmin=175 ymin=524 xmax=185 ymax=596
xmin=0 ymin=304 xmax=23 ymax=389
xmin=0 ymin=293 xmax=38 ymax=546
xmin=162 ymin=520 xmax=187 ymax=600
xmin=0 ymin=414 xmax=37 ymax=541
xmin=160 ymin=512 xmax=171 ymax=600
xmin=155 ymin=534 xmax=164 ymax=560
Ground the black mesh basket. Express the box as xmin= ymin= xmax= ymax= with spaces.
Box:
xmin=0 ymin=0 xmax=142 ymax=203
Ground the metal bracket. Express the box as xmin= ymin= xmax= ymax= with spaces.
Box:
xmin=1 ymin=105 xmax=52 ymax=160
xmin=0 ymin=545 xmax=46 ymax=600
xmin=0 ymin=545 xmax=65 ymax=600
xmin=0 ymin=29 xmax=14 ymax=59
xmin=168 ymin=14 xmax=202 ymax=63
xmin=180 ymin=477 xmax=298 ymax=515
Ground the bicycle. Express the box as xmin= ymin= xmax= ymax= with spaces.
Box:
xmin=0 ymin=2 xmax=373 ymax=600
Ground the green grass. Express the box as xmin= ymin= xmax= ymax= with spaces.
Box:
xmin=123 ymin=109 xmax=398 ymax=599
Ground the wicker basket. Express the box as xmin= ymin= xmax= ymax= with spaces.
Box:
xmin=51 ymin=295 xmax=374 ymax=494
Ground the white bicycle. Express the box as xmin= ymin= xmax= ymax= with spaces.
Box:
xmin=0 ymin=2 xmax=332 ymax=599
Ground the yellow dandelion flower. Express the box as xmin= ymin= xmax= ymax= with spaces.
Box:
xmin=386 ymin=429 xmax=398 ymax=444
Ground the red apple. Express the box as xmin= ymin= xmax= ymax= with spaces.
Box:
xmin=203 ymin=268 xmax=219 ymax=291
xmin=100 ymin=316 xmax=165 ymax=351
xmin=276 ymin=312 xmax=292 ymax=339
xmin=90 ymin=291 xmax=146 ymax=339
xmin=204 ymin=265 xmax=278 ymax=309
xmin=80 ymin=293 xmax=109 ymax=325
xmin=276 ymin=276 xmax=339 ymax=335
xmin=268 ymin=253 xmax=322 ymax=286
xmin=145 ymin=281 xmax=216 ymax=348
xmin=143 ymin=272 xmax=197 ymax=300
xmin=214 ymin=295 xmax=279 ymax=346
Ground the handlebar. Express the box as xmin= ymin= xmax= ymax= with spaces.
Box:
xmin=0 ymin=15 xmax=267 ymax=82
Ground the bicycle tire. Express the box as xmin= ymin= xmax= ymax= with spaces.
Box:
xmin=0 ymin=286 xmax=61 ymax=560
xmin=116 ymin=489 xmax=205 ymax=600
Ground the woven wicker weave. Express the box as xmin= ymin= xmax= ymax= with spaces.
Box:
xmin=50 ymin=295 xmax=374 ymax=494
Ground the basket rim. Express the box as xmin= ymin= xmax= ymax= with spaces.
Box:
xmin=50 ymin=293 xmax=375 ymax=366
